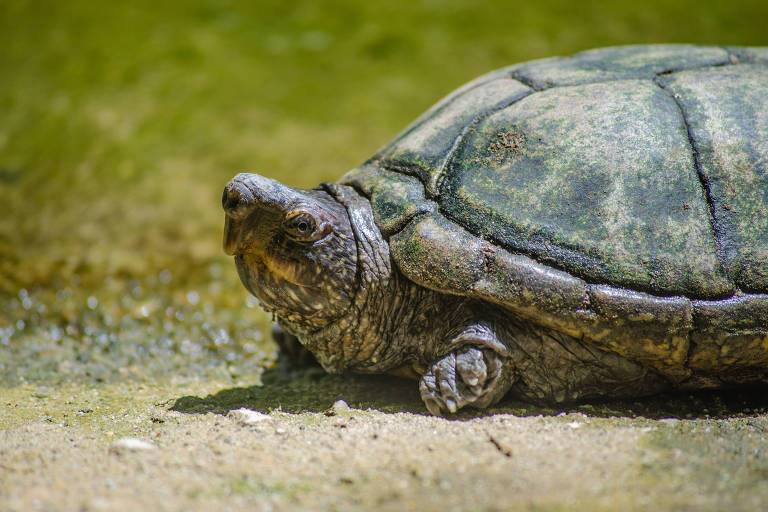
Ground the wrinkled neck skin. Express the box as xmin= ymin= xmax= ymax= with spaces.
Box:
xmin=286 ymin=183 xmax=460 ymax=375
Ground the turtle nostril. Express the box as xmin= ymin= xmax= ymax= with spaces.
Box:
xmin=222 ymin=181 xmax=255 ymax=219
xmin=223 ymin=190 xmax=240 ymax=213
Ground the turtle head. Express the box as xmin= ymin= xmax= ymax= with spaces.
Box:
xmin=222 ymin=172 xmax=358 ymax=335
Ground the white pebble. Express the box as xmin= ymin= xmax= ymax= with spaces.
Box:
xmin=227 ymin=408 xmax=271 ymax=426
xmin=112 ymin=438 xmax=156 ymax=451
xmin=332 ymin=399 xmax=350 ymax=413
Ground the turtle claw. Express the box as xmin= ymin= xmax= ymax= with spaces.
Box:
xmin=419 ymin=346 xmax=506 ymax=415
xmin=456 ymin=347 xmax=488 ymax=390
xmin=423 ymin=396 xmax=444 ymax=417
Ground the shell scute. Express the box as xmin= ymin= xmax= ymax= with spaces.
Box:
xmin=376 ymin=77 xmax=531 ymax=196
xmin=508 ymin=44 xmax=729 ymax=89
xmin=340 ymin=163 xmax=435 ymax=237
xmin=658 ymin=65 xmax=768 ymax=292
xmin=690 ymin=295 xmax=768 ymax=373
xmin=726 ymin=46 xmax=768 ymax=64
xmin=585 ymin=285 xmax=692 ymax=380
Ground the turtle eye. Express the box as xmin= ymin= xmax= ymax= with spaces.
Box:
xmin=284 ymin=211 xmax=321 ymax=241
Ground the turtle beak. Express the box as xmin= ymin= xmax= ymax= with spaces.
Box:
xmin=222 ymin=215 xmax=239 ymax=255
xmin=222 ymin=178 xmax=254 ymax=255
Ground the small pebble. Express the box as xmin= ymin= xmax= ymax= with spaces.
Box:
xmin=331 ymin=399 xmax=350 ymax=413
xmin=227 ymin=408 xmax=271 ymax=426
xmin=112 ymin=438 xmax=155 ymax=451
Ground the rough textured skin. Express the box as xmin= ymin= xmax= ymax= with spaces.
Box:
xmin=226 ymin=45 xmax=768 ymax=415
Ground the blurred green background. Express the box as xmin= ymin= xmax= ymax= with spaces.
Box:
xmin=1 ymin=0 xmax=767 ymax=385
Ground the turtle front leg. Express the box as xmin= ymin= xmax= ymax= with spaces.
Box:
xmin=419 ymin=323 xmax=516 ymax=415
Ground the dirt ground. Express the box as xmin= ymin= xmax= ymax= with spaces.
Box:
xmin=3 ymin=371 xmax=768 ymax=511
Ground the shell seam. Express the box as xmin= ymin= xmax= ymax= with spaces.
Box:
xmin=506 ymin=70 xmax=543 ymax=90
xmin=373 ymin=75 xmax=522 ymax=163
xmin=508 ymin=49 xmax=735 ymax=92
xmin=431 ymin=89 xmax=534 ymax=199
xmin=653 ymin=76 xmax=730 ymax=287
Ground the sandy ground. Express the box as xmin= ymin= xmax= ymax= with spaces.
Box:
xmin=3 ymin=371 xmax=768 ymax=511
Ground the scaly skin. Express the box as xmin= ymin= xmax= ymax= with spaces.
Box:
xmin=223 ymin=173 xmax=669 ymax=414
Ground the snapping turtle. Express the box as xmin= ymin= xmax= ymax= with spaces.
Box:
xmin=222 ymin=45 xmax=768 ymax=415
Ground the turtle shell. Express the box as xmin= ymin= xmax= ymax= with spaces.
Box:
xmin=340 ymin=45 xmax=768 ymax=382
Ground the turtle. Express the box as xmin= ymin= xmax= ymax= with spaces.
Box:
xmin=222 ymin=44 xmax=768 ymax=415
